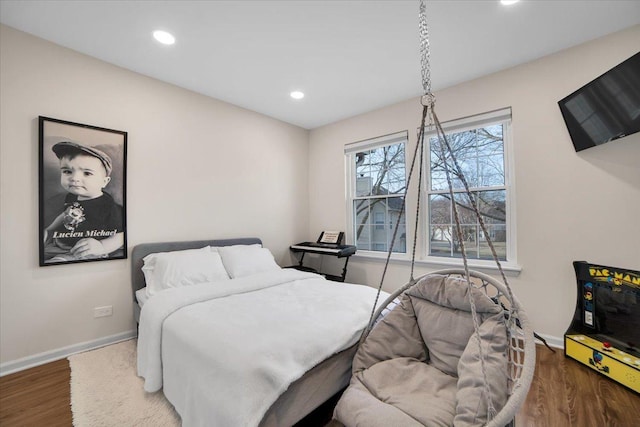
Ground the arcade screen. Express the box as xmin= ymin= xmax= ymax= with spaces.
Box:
xmin=589 ymin=281 xmax=640 ymax=357
xmin=575 ymin=261 xmax=640 ymax=358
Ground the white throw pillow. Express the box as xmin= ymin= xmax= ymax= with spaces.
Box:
xmin=217 ymin=244 xmax=281 ymax=278
xmin=142 ymin=246 xmax=229 ymax=296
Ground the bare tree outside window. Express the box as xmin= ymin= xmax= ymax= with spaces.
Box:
xmin=428 ymin=123 xmax=508 ymax=260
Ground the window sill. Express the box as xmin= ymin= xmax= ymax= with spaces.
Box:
xmin=351 ymin=252 xmax=522 ymax=277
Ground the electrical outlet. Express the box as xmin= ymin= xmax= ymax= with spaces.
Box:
xmin=94 ymin=305 xmax=113 ymax=318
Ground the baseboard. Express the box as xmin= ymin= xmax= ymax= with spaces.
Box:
xmin=0 ymin=329 xmax=137 ymax=377
xmin=535 ymin=333 xmax=564 ymax=350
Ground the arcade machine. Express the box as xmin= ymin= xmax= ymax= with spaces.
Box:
xmin=565 ymin=261 xmax=640 ymax=393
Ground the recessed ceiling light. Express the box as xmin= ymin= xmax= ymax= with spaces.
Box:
xmin=290 ymin=91 xmax=305 ymax=100
xmin=500 ymin=0 xmax=520 ymax=5
xmin=153 ymin=30 xmax=175 ymax=45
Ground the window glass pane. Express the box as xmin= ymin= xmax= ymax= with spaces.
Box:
xmin=354 ymin=198 xmax=372 ymax=250
xmin=350 ymin=136 xmax=407 ymax=254
xmin=450 ymin=129 xmax=478 ymax=188
xmin=356 ymin=150 xmax=371 ymax=166
xmin=453 ymin=225 xmax=478 ymax=259
xmin=385 ymin=162 xmax=406 ymax=194
xmin=353 ymin=196 xmax=405 ymax=253
xmin=388 ymin=197 xmax=406 ymax=253
xmin=353 ymin=199 xmax=371 ymax=227
xmin=429 ymin=139 xmax=447 ymax=191
xmin=355 ymin=150 xmax=372 ymax=197
xmin=477 ymin=124 xmax=503 ymax=155
xmin=429 ymin=137 xmax=467 ymax=190
xmin=355 ymin=175 xmax=372 ymax=197
xmin=373 ymin=243 xmax=386 ymax=251
xmin=429 ymin=225 xmax=452 ymax=257
xmin=426 ymin=112 xmax=510 ymax=262
xmin=477 ymin=154 xmax=505 ymax=187
xmin=478 ymin=190 xmax=506 ymax=225
xmin=354 ymin=199 xmax=371 ymax=234
xmin=479 ymin=224 xmax=506 ymax=260
xmin=453 ymin=192 xmax=477 ymax=225
xmin=374 ymin=212 xmax=385 ymax=229
xmin=430 ymin=168 xmax=448 ymax=191
xmin=368 ymin=166 xmax=385 ymax=196
xmin=355 ymin=224 xmax=372 ymax=251
xmin=366 ymin=197 xmax=405 ymax=253
xmin=430 ymin=125 xmax=506 ymax=192
xmin=356 ymin=143 xmax=406 ymax=197
xmin=370 ymin=148 xmax=385 ymax=164
xmin=456 ymin=157 xmax=477 ymax=188
xmin=386 ymin=178 xmax=405 ymax=194
xmin=429 ymin=194 xmax=451 ymax=225
xmin=391 ymin=235 xmax=407 ymax=253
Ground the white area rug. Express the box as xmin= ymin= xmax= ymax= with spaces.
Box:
xmin=68 ymin=339 xmax=181 ymax=426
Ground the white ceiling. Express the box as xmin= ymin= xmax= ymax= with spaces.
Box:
xmin=1 ymin=1 xmax=639 ymax=129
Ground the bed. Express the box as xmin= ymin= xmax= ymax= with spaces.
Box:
xmin=132 ymin=238 xmax=386 ymax=427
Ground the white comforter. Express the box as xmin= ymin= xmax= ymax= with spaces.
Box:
xmin=137 ymin=268 xmax=387 ymax=427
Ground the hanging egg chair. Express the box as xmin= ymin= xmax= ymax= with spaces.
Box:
xmin=332 ymin=2 xmax=535 ymax=425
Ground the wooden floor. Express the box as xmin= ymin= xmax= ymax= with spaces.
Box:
xmin=0 ymin=359 xmax=72 ymax=426
xmin=1 ymin=345 xmax=638 ymax=426
xmin=517 ymin=346 xmax=640 ymax=427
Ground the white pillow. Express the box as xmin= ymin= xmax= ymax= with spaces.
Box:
xmin=142 ymin=246 xmax=230 ymax=296
xmin=217 ymin=244 xmax=281 ymax=278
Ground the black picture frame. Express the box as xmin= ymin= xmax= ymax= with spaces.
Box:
xmin=38 ymin=116 xmax=127 ymax=266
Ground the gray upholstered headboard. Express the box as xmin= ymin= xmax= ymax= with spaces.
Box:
xmin=131 ymin=237 xmax=262 ymax=322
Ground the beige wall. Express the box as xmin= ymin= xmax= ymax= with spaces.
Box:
xmin=308 ymin=25 xmax=640 ymax=342
xmin=0 ymin=25 xmax=309 ymax=366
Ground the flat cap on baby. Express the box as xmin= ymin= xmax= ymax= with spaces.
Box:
xmin=52 ymin=141 xmax=113 ymax=176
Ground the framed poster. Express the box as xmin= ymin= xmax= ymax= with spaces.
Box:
xmin=39 ymin=116 xmax=127 ymax=266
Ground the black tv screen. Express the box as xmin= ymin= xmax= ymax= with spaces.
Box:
xmin=558 ymin=52 xmax=640 ymax=152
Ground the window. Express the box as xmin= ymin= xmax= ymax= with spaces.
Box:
xmin=345 ymin=131 xmax=408 ymax=253
xmin=426 ymin=108 xmax=514 ymax=263
xmin=374 ymin=212 xmax=385 ymax=230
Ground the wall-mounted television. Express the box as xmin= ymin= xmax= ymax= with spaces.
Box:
xmin=558 ymin=52 xmax=640 ymax=152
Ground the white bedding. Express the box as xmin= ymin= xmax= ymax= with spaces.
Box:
xmin=135 ymin=288 xmax=149 ymax=307
xmin=137 ymin=268 xmax=387 ymax=427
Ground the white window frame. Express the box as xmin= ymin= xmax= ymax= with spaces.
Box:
xmin=421 ymin=107 xmax=519 ymax=271
xmin=345 ymin=131 xmax=409 ymax=256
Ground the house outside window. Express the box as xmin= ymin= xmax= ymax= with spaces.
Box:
xmin=425 ymin=107 xmax=515 ymax=263
xmin=374 ymin=212 xmax=385 ymax=230
xmin=345 ymin=131 xmax=408 ymax=254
